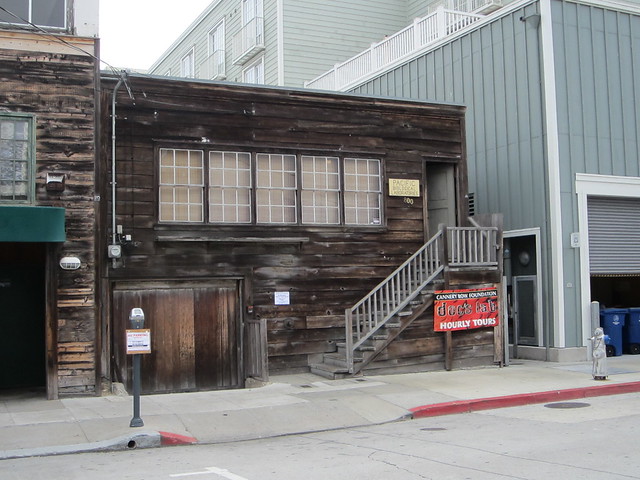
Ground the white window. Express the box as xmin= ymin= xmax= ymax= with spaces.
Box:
xmin=301 ymin=156 xmax=340 ymax=224
xmin=0 ymin=114 xmax=33 ymax=203
xmin=344 ymin=158 xmax=382 ymax=225
xmin=243 ymin=57 xmax=264 ymax=84
xmin=242 ymin=0 xmax=263 ymax=26
xmin=256 ymin=153 xmax=297 ymax=224
xmin=209 ymin=151 xmax=251 ymax=223
xmin=158 ymin=149 xmax=382 ymax=226
xmin=180 ymin=48 xmax=195 ymax=78
xmin=208 ymin=20 xmax=226 ymax=79
xmin=0 ymin=0 xmax=66 ymax=29
xmin=159 ymin=149 xmax=204 ymax=222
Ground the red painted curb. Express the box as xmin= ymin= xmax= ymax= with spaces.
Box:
xmin=159 ymin=431 xmax=198 ymax=446
xmin=410 ymin=381 xmax=640 ymax=418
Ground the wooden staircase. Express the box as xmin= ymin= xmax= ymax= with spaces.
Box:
xmin=310 ymin=223 xmax=500 ymax=379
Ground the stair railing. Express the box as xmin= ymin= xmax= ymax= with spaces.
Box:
xmin=344 ymin=225 xmax=499 ymax=372
xmin=345 ymin=231 xmax=444 ymax=372
xmin=447 ymin=226 xmax=499 ymax=266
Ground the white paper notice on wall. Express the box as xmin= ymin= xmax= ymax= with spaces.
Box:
xmin=274 ymin=291 xmax=290 ymax=305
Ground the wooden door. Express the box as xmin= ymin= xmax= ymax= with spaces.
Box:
xmin=113 ymin=280 xmax=242 ymax=394
xmin=425 ymin=164 xmax=457 ymax=237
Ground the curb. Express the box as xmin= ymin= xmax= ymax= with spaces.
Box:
xmin=0 ymin=431 xmax=197 ymax=461
xmin=410 ymin=381 xmax=640 ymax=418
xmin=160 ymin=431 xmax=198 ymax=446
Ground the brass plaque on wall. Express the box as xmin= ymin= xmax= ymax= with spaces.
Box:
xmin=389 ymin=178 xmax=420 ymax=197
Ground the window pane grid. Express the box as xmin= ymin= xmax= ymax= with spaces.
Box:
xmin=301 ymin=155 xmax=340 ymax=224
xmin=0 ymin=117 xmax=31 ymax=202
xmin=256 ymin=153 xmax=297 ymax=224
xmin=158 ymin=150 xmax=382 ymax=226
xmin=209 ymin=151 xmax=252 ymax=223
xmin=159 ymin=148 xmax=204 ymax=222
xmin=344 ymin=158 xmax=382 ymax=225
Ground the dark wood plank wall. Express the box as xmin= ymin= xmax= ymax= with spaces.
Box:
xmin=101 ymin=74 xmax=495 ymax=379
xmin=0 ymin=47 xmax=98 ymax=396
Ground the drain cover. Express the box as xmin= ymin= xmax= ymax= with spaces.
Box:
xmin=544 ymin=402 xmax=591 ymax=409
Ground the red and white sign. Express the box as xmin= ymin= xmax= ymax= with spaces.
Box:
xmin=126 ymin=329 xmax=152 ymax=354
xmin=434 ymin=288 xmax=499 ymax=332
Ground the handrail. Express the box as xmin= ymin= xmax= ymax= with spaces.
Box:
xmin=448 ymin=226 xmax=499 ymax=266
xmin=344 ymin=226 xmax=499 ymax=372
xmin=345 ymin=231 xmax=444 ymax=371
xmin=305 ymin=7 xmax=482 ymax=91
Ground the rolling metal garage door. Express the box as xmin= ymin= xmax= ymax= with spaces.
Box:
xmin=588 ymin=196 xmax=640 ymax=275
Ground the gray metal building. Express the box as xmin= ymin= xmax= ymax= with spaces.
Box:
xmin=335 ymin=0 xmax=640 ymax=361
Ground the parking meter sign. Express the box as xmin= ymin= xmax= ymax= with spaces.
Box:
xmin=126 ymin=329 xmax=151 ymax=354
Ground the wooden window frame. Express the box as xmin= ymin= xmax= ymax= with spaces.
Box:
xmin=0 ymin=113 xmax=35 ymax=205
xmin=156 ymin=146 xmax=384 ymax=227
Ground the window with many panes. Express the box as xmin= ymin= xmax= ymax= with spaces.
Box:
xmin=159 ymin=149 xmax=204 ymax=222
xmin=158 ymin=148 xmax=382 ymax=226
xmin=0 ymin=114 xmax=34 ymax=203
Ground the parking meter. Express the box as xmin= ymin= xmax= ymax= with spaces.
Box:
xmin=129 ymin=307 xmax=145 ymax=329
xmin=128 ymin=307 xmax=145 ymax=427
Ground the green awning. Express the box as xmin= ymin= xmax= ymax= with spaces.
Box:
xmin=0 ymin=206 xmax=65 ymax=242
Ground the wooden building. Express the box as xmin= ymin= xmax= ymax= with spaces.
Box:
xmin=101 ymin=73 xmax=503 ymax=394
xmin=0 ymin=2 xmax=100 ymax=399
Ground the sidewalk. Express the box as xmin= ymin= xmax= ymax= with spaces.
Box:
xmin=1 ymin=356 xmax=640 ymax=460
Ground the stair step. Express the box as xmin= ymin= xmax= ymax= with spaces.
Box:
xmin=322 ymin=353 xmax=349 ymax=368
xmin=397 ymin=310 xmax=412 ymax=317
xmin=310 ymin=363 xmax=350 ymax=380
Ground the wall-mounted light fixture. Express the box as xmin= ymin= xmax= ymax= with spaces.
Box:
xmin=46 ymin=173 xmax=66 ymax=192
xmin=59 ymin=256 xmax=81 ymax=270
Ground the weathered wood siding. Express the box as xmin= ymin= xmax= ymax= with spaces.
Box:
xmin=102 ymin=75 xmax=473 ymax=383
xmin=0 ymin=40 xmax=99 ymax=397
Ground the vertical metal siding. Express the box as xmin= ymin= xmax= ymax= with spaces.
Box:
xmin=554 ymin=1 xmax=640 ymax=183
xmin=352 ymin=3 xmax=547 ymax=234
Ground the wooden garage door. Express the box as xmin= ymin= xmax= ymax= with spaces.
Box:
xmin=113 ymin=281 xmax=242 ymax=394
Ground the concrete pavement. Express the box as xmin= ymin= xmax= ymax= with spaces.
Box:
xmin=1 ymin=356 xmax=640 ymax=460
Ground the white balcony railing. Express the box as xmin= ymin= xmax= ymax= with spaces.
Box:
xmin=202 ymin=50 xmax=226 ymax=80
xmin=305 ymin=7 xmax=484 ymax=91
xmin=232 ymin=17 xmax=265 ymax=65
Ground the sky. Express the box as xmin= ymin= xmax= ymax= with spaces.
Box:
xmin=99 ymin=1 xmax=213 ymax=71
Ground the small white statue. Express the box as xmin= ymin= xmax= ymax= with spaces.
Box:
xmin=589 ymin=327 xmax=608 ymax=380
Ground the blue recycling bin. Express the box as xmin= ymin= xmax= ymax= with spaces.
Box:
xmin=624 ymin=308 xmax=640 ymax=354
xmin=600 ymin=308 xmax=626 ymax=356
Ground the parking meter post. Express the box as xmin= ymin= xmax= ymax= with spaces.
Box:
xmin=129 ymin=308 xmax=145 ymax=428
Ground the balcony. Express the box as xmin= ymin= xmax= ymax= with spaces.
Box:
xmin=232 ymin=17 xmax=265 ymax=65
xmin=305 ymin=3 xmax=499 ymax=91
xmin=202 ymin=49 xmax=226 ymax=80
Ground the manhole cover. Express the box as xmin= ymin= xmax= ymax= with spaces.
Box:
xmin=544 ymin=402 xmax=591 ymax=409
xmin=421 ymin=427 xmax=447 ymax=431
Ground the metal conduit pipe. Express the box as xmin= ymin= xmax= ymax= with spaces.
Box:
xmin=111 ymin=75 xmax=124 ymax=248
xmin=110 ymin=72 xmax=134 ymax=267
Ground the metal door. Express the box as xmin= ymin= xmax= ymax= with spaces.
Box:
xmin=513 ymin=275 xmax=537 ymax=346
